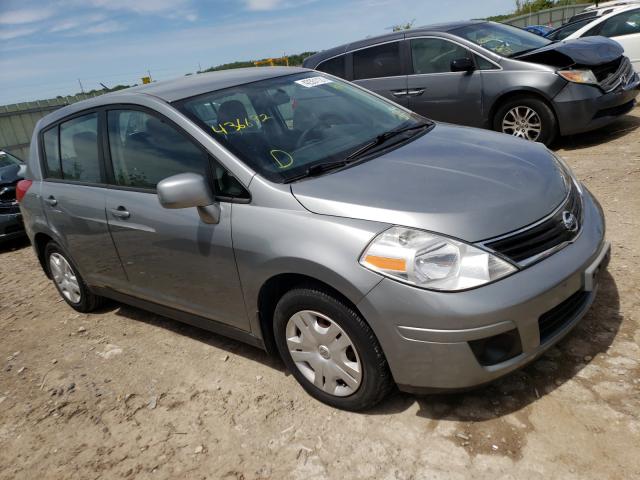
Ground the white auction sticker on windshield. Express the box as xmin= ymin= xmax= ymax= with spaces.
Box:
xmin=294 ymin=76 xmax=333 ymax=88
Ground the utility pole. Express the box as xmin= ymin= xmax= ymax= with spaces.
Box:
xmin=147 ymin=70 xmax=152 ymax=82
xmin=78 ymin=78 xmax=85 ymax=94
xmin=198 ymin=62 xmax=202 ymax=72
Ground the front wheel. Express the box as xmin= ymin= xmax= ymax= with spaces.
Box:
xmin=273 ymin=288 xmax=393 ymax=411
xmin=493 ymin=96 xmax=557 ymax=146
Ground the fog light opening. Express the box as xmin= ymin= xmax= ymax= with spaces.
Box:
xmin=469 ymin=329 xmax=522 ymax=367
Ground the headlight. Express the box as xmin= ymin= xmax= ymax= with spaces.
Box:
xmin=551 ymin=151 xmax=583 ymax=194
xmin=557 ymin=69 xmax=598 ymax=85
xmin=360 ymin=227 xmax=517 ymax=291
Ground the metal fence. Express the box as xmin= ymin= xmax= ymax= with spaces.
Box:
xmin=0 ymin=92 xmax=104 ymax=160
xmin=505 ymin=4 xmax=587 ymax=28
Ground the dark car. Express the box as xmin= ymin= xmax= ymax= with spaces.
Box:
xmin=523 ymin=25 xmax=553 ymax=36
xmin=0 ymin=150 xmax=25 ymax=242
xmin=303 ymin=20 xmax=640 ymax=145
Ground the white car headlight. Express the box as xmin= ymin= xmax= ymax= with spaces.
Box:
xmin=360 ymin=226 xmax=517 ymax=291
xmin=557 ymin=69 xmax=598 ymax=85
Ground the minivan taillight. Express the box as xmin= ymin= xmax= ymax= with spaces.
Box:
xmin=16 ymin=180 xmax=32 ymax=203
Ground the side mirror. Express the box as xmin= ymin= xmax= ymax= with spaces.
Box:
xmin=157 ymin=173 xmax=220 ymax=224
xmin=450 ymin=57 xmax=475 ymax=73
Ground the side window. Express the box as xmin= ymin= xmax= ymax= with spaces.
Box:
xmin=42 ymin=127 xmax=62 ymax=179
xmin=316 ymin=55 xmax=346 ymax=78
xmin=59 ymin=113 xmax=101 ymax=183
xmin=106 ymin=110 xmax=248 ymax=199
xmin=594 ymin=10 xmax=640 ymax=37
xmin=107 ymin=110 xmax=209 ymax=189
xmin=475 ymin=54 xmax=498 ymax=70
xmin=352 ymin=42 xmax=401 ymax=80
xmin=410 ymin=38 xmax=471 ymax=74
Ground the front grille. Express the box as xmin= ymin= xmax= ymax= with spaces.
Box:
xmin=484 ymin=181 xmax=582 ymax=264
xmin=538 ymin=290 xmax=591 ymax=343
xmin=597 ymin=56 xmax=634 ymax=92
xmin=0 ymin=202 xmax=20 ymax=214
xmin=0 ymin=185 xmax=16 ymax=202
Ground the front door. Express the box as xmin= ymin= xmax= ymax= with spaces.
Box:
xmin=405 ymin=37 xmax=484 ymax=127
xmin=103 ymin=108 xmax=249 ymax=329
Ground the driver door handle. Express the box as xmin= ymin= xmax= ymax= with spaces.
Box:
xmin=391 ymin=89 xmax=408 ymax=97
xmin=110 ymin=206 xmax=130 ymax=219
xmin=45 ymin=196 xmax=57 ymax=207
xmin=407 ymin=89 xmax=425 ymax=97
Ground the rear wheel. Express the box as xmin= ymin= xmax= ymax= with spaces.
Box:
xmin=44 ymin=242 xmax=104 ymax=312
xmin=493 ymin=96 xmax=557 ymax=146
xmin=273 ymin=287 xmax=393 ymax=411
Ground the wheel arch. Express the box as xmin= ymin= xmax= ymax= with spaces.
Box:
xmin=488 ymin=88 xmax=559 ymax=126
xmin=33 ymin=231 xmax=55 ymax=278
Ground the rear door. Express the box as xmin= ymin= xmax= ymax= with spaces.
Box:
xmin=351 ymin=40 xmax=409 ymax=107
xmin=405 ymin=37 xmax=485 ymax=126
xmin=102 ymin=107 xmax=249 ymax=329
xmin=39 ymin=111 xmax=127 ymax=288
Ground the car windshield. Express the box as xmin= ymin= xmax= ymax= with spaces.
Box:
xmin=453 ymin=22 xmax=552 ymax=57
xmin=0 ymin=151 xmax=22 ymax=168
xmin=175 ymin=72 xmax=428 ymax=183
xmin=546 ymin=18 xmax=593 ymax=40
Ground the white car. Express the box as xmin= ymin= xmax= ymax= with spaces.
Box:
xmin=563 ymin=5 xmax=640 ymax=72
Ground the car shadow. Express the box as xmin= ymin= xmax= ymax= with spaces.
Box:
xmin=554 ymin=113 xmax=640 ymax=151
xmin=367 ymin=270 xmax=621 ymax=418
xmin=104 ymin=302 xmax=286 ymax=373
xmin=0 ymin=235 xmax=30 ymax=253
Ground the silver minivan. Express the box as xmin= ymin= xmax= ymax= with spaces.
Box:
xmin=18 ymin=67 xmax=610 ymax=410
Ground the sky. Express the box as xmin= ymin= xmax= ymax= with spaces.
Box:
xmin=0 ymin=0 xmax=515 ymax=105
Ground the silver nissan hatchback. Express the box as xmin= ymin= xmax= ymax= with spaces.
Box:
xmin=18 ymin=67 xmax=610 ymax=410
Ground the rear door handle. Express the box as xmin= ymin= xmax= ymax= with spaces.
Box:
xmin=45 ymin=196 xmax=57 ymax=207
xmin=391 ymin=89 xmax=409 ymax=97
xmin=110 ymin=207 xmax=130 ymax=219
xmin=407 ymin=89 xmax=425 ymax=97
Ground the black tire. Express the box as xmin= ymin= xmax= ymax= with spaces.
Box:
xmin=44 ymin=241 xmax=104 ymax=312
xmin=493 ymin=95 xmax=557 ymax=146
xmin=273 ymin=287 xmax=393 ymax=411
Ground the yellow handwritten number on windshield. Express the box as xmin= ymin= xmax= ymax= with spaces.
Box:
xmin=270 ymin=149 xmax=294 ymax=169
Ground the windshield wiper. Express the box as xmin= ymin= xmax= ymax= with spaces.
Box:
xmin=285 ymin=121 xmax=431 ymax=183
xmin=344 ymin=122 xmax=431 ymax=162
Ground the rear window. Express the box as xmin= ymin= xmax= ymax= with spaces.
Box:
xmin=316 ymin=55 xmax=346 ymax=78
xmin=59 ymin=113 xmax=101 ymax=183
xmin=353 ymin=42 xmax=402 ymax=80
xmin=42 ymin=127 xmax=62 ymax=179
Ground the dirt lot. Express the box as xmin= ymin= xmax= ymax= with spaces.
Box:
xmin=1 ymin=111 xmax=639 ymax=480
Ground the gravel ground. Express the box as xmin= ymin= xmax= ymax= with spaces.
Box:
xmin=1 ymin=110 xmax=639 ymax=480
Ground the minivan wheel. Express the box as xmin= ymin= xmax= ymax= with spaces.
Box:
xmin=493 ymin=96 xmax=557 ymax=146
xmin=273 ymin=287 xmax=393 ymax=411
xmin=44 ymin=242 xmax=104 ymax=312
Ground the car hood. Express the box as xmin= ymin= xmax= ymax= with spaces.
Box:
xmin=291 ymin=124 xmax=569 ymax=242
xmin=516 ymin=36 xmax=623 ymax=67
xmin=0 ymin=164 xmax=22 ymax=186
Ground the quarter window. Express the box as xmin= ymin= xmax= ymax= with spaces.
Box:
xmin=316 ymin=55 xmax=346 ymax=78
xmin=42 ymin=127 xmax=62 ymax=179
xmin=59 ymin=113 xmax=101 ymax=183
xmin=411 ymin=38 xmax=471 ymax=74
xmin=353 ymin=42 xmax=401 ymax=80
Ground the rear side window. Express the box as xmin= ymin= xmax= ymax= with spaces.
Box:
xmin=107 ymin=110 xmax=209 ymax=189
xmin=587 ymin=10 xmax=640 ymax=37
xmin=353 ymin=42 xmax=401 ymax=80
xmin=410 ymin=38 xmax=471 ymax=74
xmin=42 ymin=127 xmax=62 ymax=179
xmin=316 ymin=55 xmax=346 ymax=78
xmin=59 ymin=113 xmax=101 ymax=183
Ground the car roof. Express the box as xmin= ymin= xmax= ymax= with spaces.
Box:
xmin=303 ymin=20 xmax=486 ymax=66
xmin=569 ymin=4 xmax=640 ymax=38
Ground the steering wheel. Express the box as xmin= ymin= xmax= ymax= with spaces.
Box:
xmin=295 ymin=112 xmax=350 ymax=149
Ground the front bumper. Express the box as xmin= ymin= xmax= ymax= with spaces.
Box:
xmin=553 ymin=74 xmax=640 ymax=136
xmin=0 ymin=211 xmax=24 ymax=242
xmin=357 ymin=189 xmax=608 ymax=391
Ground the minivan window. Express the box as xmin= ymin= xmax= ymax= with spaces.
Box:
xmin=176 ymin=72 xmax=427 ymax=183
xmin=352 ymin=42 xmax=402 ymax=79
xmin=453 ymin=22 xmax=551 ymax=57
xmin=107 ymin=110 xmax=209 ymax=190
xmin=42 ymin=127 xmax=62 ymax=179
xmin=316 ymin=55 xmax=346 ymax=78
xmin=410 ymin=38 xmax=471 ymax=74
xmin=59 ymin=113 xmax=101 ymax=183
xmin=586 ymin=9 xmax=640 ymax=37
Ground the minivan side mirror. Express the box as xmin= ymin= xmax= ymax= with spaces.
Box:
xmin=450 ymin=57 xmax=475 ymax=73
xmin=157 ymin=172 xmax=220 ymax=224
